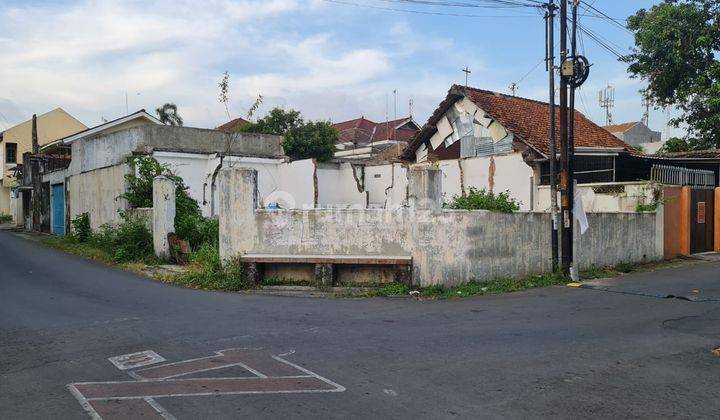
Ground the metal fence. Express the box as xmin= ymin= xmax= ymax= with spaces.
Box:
xmin=650 ymin=164 xmax=716 ymax=187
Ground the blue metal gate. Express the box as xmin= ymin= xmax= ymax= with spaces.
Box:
xmin=51 ymin=183 xmax=65 ymax=235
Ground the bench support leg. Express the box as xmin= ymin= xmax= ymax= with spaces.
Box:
xmin=245 ymin=262 xmax=263 ymax=287
xmin=315 ymin=263 xmax=335 ymax=290
xmin=394 ymin=265 xmax=412 ymax=286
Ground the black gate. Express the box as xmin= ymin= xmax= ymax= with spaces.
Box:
xmin=690 ymin=188 xmax=715 ymax=254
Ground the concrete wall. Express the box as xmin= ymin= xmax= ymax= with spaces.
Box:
xmin=219 ymin=168 xmax=663 ymax=287
xmin=363 ymin=163 xmax=409 ymax=208
xmin=536 ymin=182 xmax=656 ymax=213
xmin=316 ymin=162 xmax=367 ymax=208
xmin=67 ymin=164 xmax=129 ymax=230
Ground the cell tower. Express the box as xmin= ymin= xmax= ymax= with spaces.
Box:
xmin=598 ymin=84 xmax=615 ymax=125
xmin=641 ymin=90 xmax=650 ymax=126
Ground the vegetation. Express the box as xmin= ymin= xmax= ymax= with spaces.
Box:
xmin=658 ymin=137 xmax=691 ymax=154
xmin=163 ymin=243 xmax=247 ymax=291
xmin=445 ymin=187 xmax=520 ymax=213
xmin=46 ymin=212 xmax=157 ymax=265
xmin=281 ymin=120 xmax=337 ymax=162
xmin=122 ymin=155 xmax=218 ymax=249
xmin=239 ymin=107 xmax=302 ymax=135
xmin=342 ymin=259 xmax=689 ymax=299
xmin=155 ymin=103 xmax=183 ymax=126
xmin=625 ymin=1 xmax=720 ymax=149
xmin=0 ymin=213 xmax=12 ymax=223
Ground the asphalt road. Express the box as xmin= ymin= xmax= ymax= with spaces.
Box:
xmin=1 ymin=229 xmax=720 ymax=419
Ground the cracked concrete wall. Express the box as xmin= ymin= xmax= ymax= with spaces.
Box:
xmin=220 ymin=167 xmax=663 ymax=287
xmin=67 ymin=164 xmax=130 ymax=230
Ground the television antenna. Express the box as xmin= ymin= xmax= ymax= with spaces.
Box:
xmin=598 ymin=84 xmax=615 ymax=125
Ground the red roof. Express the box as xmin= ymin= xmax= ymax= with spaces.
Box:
xmin=403 ymin=85 xmax=637 ymax=159
xmin=333 ymin=117 xmax=419 ymax=144
xmin=603 ymin=122 xmax=639 ymax=133
xmin=217 ymin=117 xmax=250 ymax=132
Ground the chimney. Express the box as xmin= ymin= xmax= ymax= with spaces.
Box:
xmin=31 ymin=114 xmax=39 ymax=154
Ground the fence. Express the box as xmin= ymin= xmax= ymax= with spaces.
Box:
xmin=650 ymin=164 xmax=715 ymax=188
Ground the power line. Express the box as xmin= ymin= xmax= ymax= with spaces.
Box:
xmin=323 ymin=0 xmax=540 ymax=17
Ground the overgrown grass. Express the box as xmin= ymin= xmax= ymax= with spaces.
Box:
xmin=161 ymin=243 xmax=248 ymax=291
xmin=0 ymin=213 xmax=12 ymax=223
xmin=341 ymin=259 xmax=689 ymax=299
xmin=43 ymin=212 xmax=159 ymax=266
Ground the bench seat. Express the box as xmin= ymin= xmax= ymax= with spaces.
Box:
xmin=240 ymin=254 xmax=412 ymax=289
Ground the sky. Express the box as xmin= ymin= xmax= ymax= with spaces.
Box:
xmin=0 ymin=0 xmax=682 ymax=138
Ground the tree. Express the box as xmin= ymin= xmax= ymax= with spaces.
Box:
xmin=624 ymin=1 xmax=720 ymax=149
xmin=282 ymin=121 xmax=338 ymax=162
xmin=658 ymin=137 xmax=690 ymax=153
xmin=239 ymin=107 xmax=303 ymax=135
xmin=156 ymin=103 xmax=183 ymax=126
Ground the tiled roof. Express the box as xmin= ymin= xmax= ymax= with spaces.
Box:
xmin=403 ymin=85 xmax=637 ymax=159
xmin=217 ymin=117 xmax=250 ymax=132
xmin=333 ymin=117 xmax=418 ymax=144
xmin=603 ymin=122 xmax=639 ymax=133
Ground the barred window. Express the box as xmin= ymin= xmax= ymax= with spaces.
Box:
xmin=5 ymin=143 xmax=17 ymax=164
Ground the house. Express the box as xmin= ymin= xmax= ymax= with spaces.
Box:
xmin=334 ymin=116 xmax=420 ymax=160
xmin=0 ymin=108 xmax=86 ymax=222
xmin=217 ymin=117 xmax=250 ymax=132
xmin=604 ymin=121 xmax=662 ymax=154
xmin=18 ymin=109 xmax=291 ymax=234
xmin=399 ymin=85 xmax=645 ymax=210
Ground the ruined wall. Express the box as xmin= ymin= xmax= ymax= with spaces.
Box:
xmin=536 ymin=182 xmax=656 ymax=213
xmin=219 ymin=168 xmax=663 ymax=287
xmin=67 ymin=164 xmax=129 ymax=230
xmin=316 ymin=162 xmax=367 ymax=208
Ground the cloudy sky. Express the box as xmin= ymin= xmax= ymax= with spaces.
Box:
xmin=0 ymin=0 xmax=680 ymax=137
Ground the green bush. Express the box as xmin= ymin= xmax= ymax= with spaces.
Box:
xmin=170 ymin=244 xmax=247 ymax=290
xmin=95 ymin=214 xmax=155 ymax=263
xmin=0 ymin=213 xmax=12 ymax=223
xmin=121 ymin=155 xmax=219 ymax=249
xmin=445 ymin=187 xmax=520 ymax=213
xmin=70 ymin=213 xmax=92 ymax=242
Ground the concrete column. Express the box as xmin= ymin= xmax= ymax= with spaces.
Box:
xmin=153 ymin=176 xmax=176 ymax=261
xmin=715 ymin=187 xmax=720 ymax=253
xmin=408 ymin=166 xmax=442 ymax=212
xmin=218 ymin=168 xmax=258 ymax=262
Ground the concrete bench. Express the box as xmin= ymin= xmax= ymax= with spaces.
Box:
xmin=240 ymin=254 xmax=412 ymax=289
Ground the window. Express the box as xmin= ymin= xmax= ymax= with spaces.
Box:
xmin=5 ymin=143 xmax=17 ymax=164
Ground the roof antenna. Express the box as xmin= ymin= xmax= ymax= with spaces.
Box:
xmin=598 ymin=84 xmax=615 ymax=125
xmin=393 ymin=89 xmax=397 ymax=120
xmin=509 ymin=82 xmax=518 ymax=96
xmin=462 ymin=66 xmax=471 ymax=87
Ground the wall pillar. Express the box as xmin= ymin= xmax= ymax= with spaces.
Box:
xmin=408 ymin=166 xmax=442 ymax=212
xmin=715 ymin=187 xmax=719 ymax=253
xmin=679 ymin=186 xmax=691 ymax=256
xmin=153 ymin=176 xmax=176 ymax=261
xmin=218 ymin=168 xmax=258 ymax=262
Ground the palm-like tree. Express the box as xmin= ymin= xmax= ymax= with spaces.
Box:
xmin=156 ymin=103 xmax=183 ymax=126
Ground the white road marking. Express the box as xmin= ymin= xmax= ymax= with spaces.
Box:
xmin=108 ymin=350 xmax=165 ymax=370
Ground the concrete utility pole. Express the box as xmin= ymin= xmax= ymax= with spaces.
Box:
xmin=546 ymin=0 xmax=559 ymax=272
xmin=559 ymin=0 xmax=571 ymax=274
xmin=31 ymin=114 xmax=39 ymax=154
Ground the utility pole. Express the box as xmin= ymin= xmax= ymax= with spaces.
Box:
xmin=31 ymin=114 xmax=39 ymax=154
xmin=462 ymin=66 xmax=471 ymax=87
xmin=641 ymin=90 xmax=650 ymax=126
xmin=559 ymin=0 xmax=570 ymax=274
xmin=567 ymin=0 xmax=579 ymax=280
xmin=546 ymin=0 xmax=559 ymax=272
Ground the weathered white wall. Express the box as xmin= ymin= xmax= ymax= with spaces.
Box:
xmin=316 ymin=162 xmax=367 ymax=208
xmin=536 ymin=182 xmax=656 ymax=213
xmin=363 ymin=153 xmax=533 ymax=210
xmin=363 ymin=163 xmax=408 ymax=208
xmin=219 ymin=168 xmax=663 ymax=287
xmin=67 ymin=164 xmax=129 ymax=230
